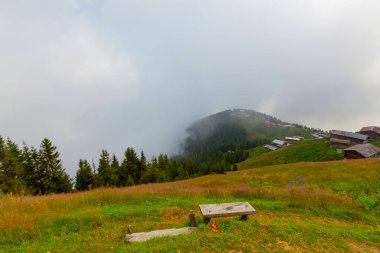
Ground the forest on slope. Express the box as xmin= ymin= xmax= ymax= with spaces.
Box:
xmin=0 ymin=109 xmax=319 ymax=195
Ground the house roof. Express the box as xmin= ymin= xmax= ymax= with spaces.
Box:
xmin=330 ymin=138 xmax=350 ymax=145
xmin=360 ymin=126 xmax=380 ymax=134
xmin=264 ymin=144 xmax=278 ymax=151
xmin=272 ymin=139 xmax=286 ymax=146
xmin=344 ymin=144 xmax=380 ymax=158
xmin=285 ymin=137 xmax=301 ymax=141
xmin=311 ymin=133 xmax=323 ymax=139
xmin=330 ymin=130 xmax=368 ymax=141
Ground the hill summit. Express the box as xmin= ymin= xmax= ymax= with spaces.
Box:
xmin=181 ymin=109 xmax=313 ymax=161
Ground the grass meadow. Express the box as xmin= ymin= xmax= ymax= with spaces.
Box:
xmin=240 ymin=139 xmax=344 ymax=170
xmin=1 ymin=158 xmax=380 ymax=252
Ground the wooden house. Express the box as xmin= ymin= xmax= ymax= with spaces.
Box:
xmin=330 ymin=138 xmax=350 ymax=148
xmin=285 ymin=136 xmax=302 ymax=142
xmin=359 ymin=126 xmax=380 ymax=140
xmin=311 ymin=133 xmax=324 ymax=139
xmin=344 ymin=144 xmax=380 ymax=159
xmin=272 ymin=139 xmax=287 ymax=148
xmin=330 ymin=130 xmax=368 ymax=144
xmin=264 ymin=144 xmax=278 ymax=151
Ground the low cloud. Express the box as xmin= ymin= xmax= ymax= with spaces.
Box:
xmin=1 ymin=0 xmax=380 ymax=175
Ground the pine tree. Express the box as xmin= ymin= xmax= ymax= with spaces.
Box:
xmin=39 ymin=138 xmax=72 ymax=193
xmin=21 ymin=145 xmax=38 ymax=194
xmin=126 ymin=174 xmax=134 ymax=186
xmin=0 ymin=136 xmax=7 ymax=193
xmin=75 ymin=159 xmax=94 ymax=191
xmin=141 ymin=160 xmax=159 ymax=183
xmin=91 ymin=160 xmax=101 ymax=188
xmin=98 ymin=149 xmax=112 ymax=186
xmin=167 ymin=159 xmax=179 ymax=181
xmin=110 ymin=154 xmax=120 ymax=186
xmin=0 ymin=138 xmax=25 ymax=194
xmin=120 ymin=147 xmax=138 ymax=186
xmin=157 ymin=154 xmax=169 ymax=182
xmin=137 ymin=151 xmax=147 ymax=184
xmin=29 ymin=146 xmax=47 ymax=194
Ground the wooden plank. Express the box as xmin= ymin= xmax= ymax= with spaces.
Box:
xmin=199 ymin=202 xmax=256 ymax=219
xmin=125 ymin=227 xmax=196 ymax=242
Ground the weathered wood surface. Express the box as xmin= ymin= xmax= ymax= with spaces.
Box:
xmin=199 ymin=202 xmax=256 ymax=219
xmin=189 ymin=210 xmax=197 ymax=227
xmin=125 ymin=227 xmax=196 ymax=242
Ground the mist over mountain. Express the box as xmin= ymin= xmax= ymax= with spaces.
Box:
xmin=180 ymin=109 xmax=314 ymax=161
xmin=1 ymin=1 xmax=380 ymax=176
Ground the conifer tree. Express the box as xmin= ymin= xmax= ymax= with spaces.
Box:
xmin=91 ymin=160 xmax=101 ymax=188
xmin=98 ymin=149 xmax=112 ymax=186
xmin=0 ymin=138 xmax=25 ymax=194
xmin=110 ymin=154 xmax=120 ymax=186
xmin=141 ymin=160 xmax=159 ymax=183
xmin=0 ymin=136 xmax=7 ymax=193
xmin=29 ymin=146 xmax=46 ymax=194
xmin=126 ymin=174 xmax=134 ymax=186
xmin=21 ymin=145 xmax=39 ymax=194
xmin=121 ymin=147 xmax=138 ymax=185
xmin=167 ymin=159 xmax=179 ymax=181
xmin=137 ymin=151 xmax=147 ymax=184
xmin=157 ymin=154 xmax=169 ymax=182
xmin=75 ymin=159 xmax=94 ymax=191
xmin=39 ymin=138 xmax=72 ymax=193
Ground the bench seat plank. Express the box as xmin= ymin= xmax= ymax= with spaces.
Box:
xmin=199 ymin=202 xmax=256 ymax=219
xmin=125 ymin=227 xmax=196 ymax=242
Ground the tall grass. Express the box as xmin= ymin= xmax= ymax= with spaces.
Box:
xmin=1 ymin=158 xmax=380 ymax=252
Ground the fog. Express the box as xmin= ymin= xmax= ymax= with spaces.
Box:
xmin=1 ymin=1 xmax=380 ymax=175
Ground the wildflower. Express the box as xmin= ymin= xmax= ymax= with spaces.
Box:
xmin=296 ymin=176 xmax=306 ymax=184
xmin=210 ymin=223 xmax=220 ymax=233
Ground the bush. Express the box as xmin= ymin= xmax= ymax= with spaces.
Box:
xmin=357 ymin=195 xmax=378 ymax=210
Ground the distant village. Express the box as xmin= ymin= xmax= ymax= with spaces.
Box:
xmin=264 ymin=126 xmax=380 ymax=159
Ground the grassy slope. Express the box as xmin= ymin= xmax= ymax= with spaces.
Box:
xmin=370 ymin=140 xmax=380 ymax=148
xmin=193 ymin=109 xmax=312 ymax=141
xmin=239 ymin=139 xmax=344 ymax=170
xmin=1 ymin=159 xmax=380 ymax=252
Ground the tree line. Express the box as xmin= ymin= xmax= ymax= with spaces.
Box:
xmin=75 ymin=147 xmax=246 ymax=191
xmin=0 ymin=134 xmax=249 ymax=195
xmin=0 ymin=136 xmax=71 ymax=195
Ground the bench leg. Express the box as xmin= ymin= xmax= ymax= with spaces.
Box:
xmin=241 ymin=215 xmax=248 ymax=221
xmin=203 ymin=218 xmax=211 ymax=224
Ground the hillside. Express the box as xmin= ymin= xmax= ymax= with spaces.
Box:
xmin=1 ymin=158 xmax=380 ymax=252
xmin=181 ymin=109 xmax=315 ymax=161
xmin=239 ymin=139 xmax=344 ymax=169
xmin=186 ymin=109 xmax=313 ymax=142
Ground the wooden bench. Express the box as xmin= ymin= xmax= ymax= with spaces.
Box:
xmin=199 ymin=202 xmax=256 ymax=223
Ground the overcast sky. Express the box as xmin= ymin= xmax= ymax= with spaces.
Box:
xmin=1 ymin=0 xmax=380 ymax=175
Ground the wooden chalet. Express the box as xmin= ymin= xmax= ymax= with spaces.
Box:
xmin=285 ymin=136 xmax=302 ymax=142
xmin=264 ymin=144 xmax=278 ymax=151
xmin=329 ymin=130 xmax=368 ymax=144
xmin=344 ymin=144 xmax=380 ymax=159
xmin=359 ymin=126 xmax=380 ymax=140
xmin=272 ymin=139 xmax=287 ymax=148
xmin=330 ymin=138 xmax=350 ymax=148
xmin=311 ymin=133 xmax=324 ymax=139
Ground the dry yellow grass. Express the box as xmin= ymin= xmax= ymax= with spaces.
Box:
xmin=0 ymin=158 xmax=379 ymax=252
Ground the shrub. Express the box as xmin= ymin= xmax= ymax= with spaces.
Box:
xmin=357 ymin=195 xmax=378 ymax=210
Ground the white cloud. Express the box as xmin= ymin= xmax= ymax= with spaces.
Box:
xmin=1 ymin=0 xmax=380 ymax=175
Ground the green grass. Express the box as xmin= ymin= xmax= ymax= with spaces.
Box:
xmin=1 ymin=158 xmax=380 ymax=252
xmin=248 ymin=146 xmax=268 ymax=158
xmin=370 ymin=140 xmax=380 ymax=148
xmin=240 ymin=139 xmax=344 ymax=169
